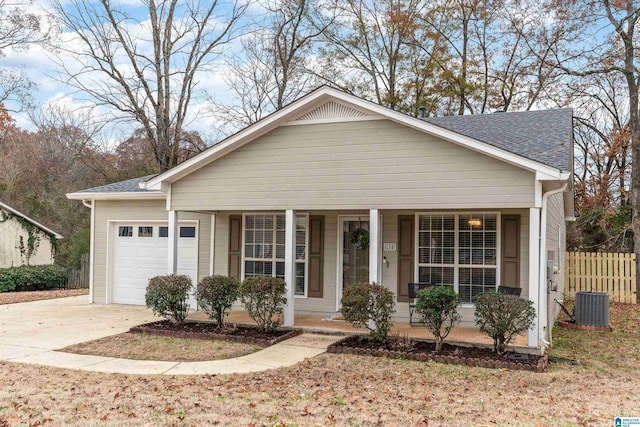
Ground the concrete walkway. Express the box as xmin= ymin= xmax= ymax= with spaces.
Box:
xmin=0 ymin=296 xmax=339 ymax=375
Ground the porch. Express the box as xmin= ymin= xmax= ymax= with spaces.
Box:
xmin=167 ymin=208 xmax=538 ymax=340
xmin=187 ymin=309 xmax=531 ymax=352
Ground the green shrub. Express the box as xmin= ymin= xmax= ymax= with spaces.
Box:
xmin=145 ymin=274 xmax=192 ymax=324
xmin=341 ymin=282 xmax=395 ymax=342
xmin=415 ymin=286 xmax=461 ymax=352
xmin=196 ymin=275 xmax=239 ymax=328
xmin=474 ymin=291 xmax=536 ymax=354
xmin=0 ymin=265 xmax=68 ymax=293
xmin=239 ymin=276 xmax=287 ymax=333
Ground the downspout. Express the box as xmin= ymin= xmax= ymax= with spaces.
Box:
xmin=538 ymin=183 xmax=568 ymax=349
xmin=82 ymin=199 xmax=94 ymax=303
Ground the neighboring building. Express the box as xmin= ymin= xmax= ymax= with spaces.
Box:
xmin=67 ymin=86 xmax=574 ymax=352
xmin=0 ymin=201 xmax=63 ymax=268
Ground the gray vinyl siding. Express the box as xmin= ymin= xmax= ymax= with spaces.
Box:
xmin=171 ymin=120 xmax=535 ymax=211
xmin=546 ymin=192 xmax=566 ymax=338
xmin=92 ymin=199 xmax=211 ymax=304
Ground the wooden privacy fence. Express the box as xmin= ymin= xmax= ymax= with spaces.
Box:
xmin=66 ymin=253 xmax=89 ymax=289
xmin=565 ymin=252 xmax=637 ymax=304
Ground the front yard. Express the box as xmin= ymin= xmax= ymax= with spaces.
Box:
xmin=60 ymin=333 xmax=262 ymax=362
xmin=1 ymin=303 xmax=638 ymax=426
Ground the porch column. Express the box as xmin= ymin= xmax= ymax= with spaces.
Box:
xmin=168 ymin=210 xmax=179 ymax=274
xmin=369 ymin=209 xmax=380 ymax=283
xmin=283 ymin=209 xmax=295 ymax=326
xmin=209 ymin=213 xmax=216 ymax=275
xmin=528 ymin=208 xmax=541 ymax=348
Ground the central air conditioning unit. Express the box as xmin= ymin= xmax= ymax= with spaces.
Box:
xmin=574 ymin=292 xmax=609 ymax=327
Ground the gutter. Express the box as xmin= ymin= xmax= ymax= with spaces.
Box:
xmin=538 ymin=182 xmax=568 ymax=350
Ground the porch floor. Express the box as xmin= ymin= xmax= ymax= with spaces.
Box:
xmin=187 ymin=310 xmax=530 ymax=350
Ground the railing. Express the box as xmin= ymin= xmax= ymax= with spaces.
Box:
xmin=564 ymin=252 xmax=636 ymax=304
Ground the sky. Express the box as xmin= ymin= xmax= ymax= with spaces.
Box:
xmin=2 ymin=0 xmax=260 ymax=144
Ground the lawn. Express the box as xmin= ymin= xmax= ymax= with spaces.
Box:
xmin=60 ymin=332 xmax=262 ymax=362
xmin=0 ymin=303 xmax=638 ymax=426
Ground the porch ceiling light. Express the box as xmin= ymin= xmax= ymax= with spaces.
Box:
xmin=468 ymin=218 xmax=482 ymax=228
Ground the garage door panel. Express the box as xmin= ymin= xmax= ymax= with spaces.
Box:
xmin=112 ymin=223 xmax=198 ymax=306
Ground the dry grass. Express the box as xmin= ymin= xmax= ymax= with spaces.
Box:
xmin=59 ymin=333 xmax=262 ymax=362
xmin=551 ymin=302 xmax=640 ymax=375
xmin=0 ymin=303 xmax=638 ymax=426
xmin=0 ymin=288 xmax=88 ymax=305
xmin=0 ymin=352 xmax=636 ymax=426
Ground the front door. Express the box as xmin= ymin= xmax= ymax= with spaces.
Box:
xmin=339 ymin=217 xmax=370 ymax=305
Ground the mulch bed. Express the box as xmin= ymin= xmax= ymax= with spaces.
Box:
xmin=130 ymin=320 xmax=302 ymax=347
xmin=328 ymin=335 xmax=548 ymax=372
xmin=0 ymin=288 xmax=88 ymax=305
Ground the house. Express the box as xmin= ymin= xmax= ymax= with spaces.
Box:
xmin=0 ymin=201 xmax=63 ymax=268
xmin=67 ymin=86 xmax=574 ymax=351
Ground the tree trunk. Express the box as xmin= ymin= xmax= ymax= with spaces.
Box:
xmin=632 ymin=106 xmax=640 ymax=303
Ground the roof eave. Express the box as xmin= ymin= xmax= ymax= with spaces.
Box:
xmin=536 ymin=171 xmax=572 ymax=181
xmin=0 ymin=201 xmax=63 ymax=239
xmin=66 ymin=191 xmax=166 ymax=201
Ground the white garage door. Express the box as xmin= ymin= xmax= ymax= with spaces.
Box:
xmin=112 ymin=222 xmax=199 ymax=306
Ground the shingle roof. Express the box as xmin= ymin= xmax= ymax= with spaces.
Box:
xmin=423 ymin=108 xmax=573 ymax=171
xmin=79 ymin=174 xmax=158 ymax=193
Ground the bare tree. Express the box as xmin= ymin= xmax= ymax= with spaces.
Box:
xmin=317 ymin=0 xmax=431 ymax=111
xmin=0 ymin=0 xmax=55 ymax=111
xmin=548 ymin=0 xmax=640 ymax=300
xmin=212 ymin=0 xmax=331 ymax=131
xmin=49 ymin=0 xmax=248 ymax=171
xmin=565 ymin=73 xmax=632 ymax=251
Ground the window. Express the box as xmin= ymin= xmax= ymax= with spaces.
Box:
xmin=138 ymin=226 xmax=153 ymax=237
xmin=243 ymin=214 xmax=308 ymax=297
xmin=118 ymin=226 xmax=133 ymax=237
xmin=180 ymin=226 xmax=196 ymax=238
xmin=158 ymin=226 xmax=196 ymax=237
xmin=417 ymin=213 xmax=498 ymax=304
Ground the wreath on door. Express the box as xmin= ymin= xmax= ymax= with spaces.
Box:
xmin=349 ymin=227 xmax=369 ymax=250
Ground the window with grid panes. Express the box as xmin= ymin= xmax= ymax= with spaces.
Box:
xmin=244 ymin=214 xmax=308 ymax=296
xmin=417 ymin=213 xmax=497 ymax=304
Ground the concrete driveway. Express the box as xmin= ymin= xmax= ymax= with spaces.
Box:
xmin=0 ymin=295 xmax=157 ymax=359
xmin=0 ymin=296 xmax=339 ymax=375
